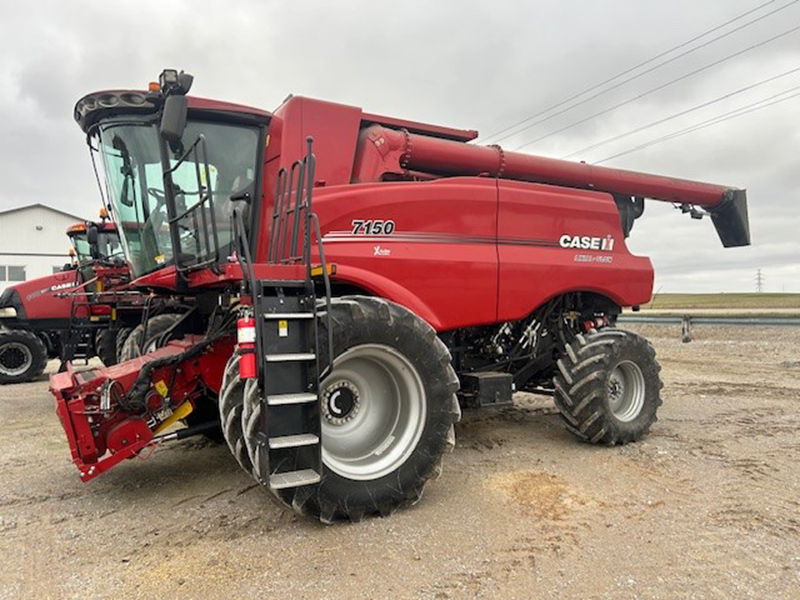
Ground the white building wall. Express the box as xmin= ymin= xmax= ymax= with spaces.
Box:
xmin=0 ymin=205 xmax=85 ymax=293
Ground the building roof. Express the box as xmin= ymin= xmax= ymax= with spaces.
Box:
xmin=0 ymin=203 xmax=86 ymax=222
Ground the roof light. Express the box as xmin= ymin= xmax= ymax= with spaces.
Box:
xmin=148 ymin=81 xmax=160 ymax=92
xmin=159 ymin=69 xmax=178 ymax=89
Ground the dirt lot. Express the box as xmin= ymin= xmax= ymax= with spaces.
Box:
xmin=1 ymin=324 xmax=799 ymax=599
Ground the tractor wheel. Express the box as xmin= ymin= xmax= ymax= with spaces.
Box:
xmin=218 ymin=352 xmax=256 ymax=472
xmin=119 ymin=314 xmax=182 ymax=361
xmin=115 ymin=327 xmax=133 ymax=362
xmin=553 ymin=329 xmax=663 ymax=445
xmin=0 ymin=328 xmax=48 ymax=384
xmin=96 ymin=329 xmax=118 ymax=367
xmin=242 ymin=296 xmax=461 ymax=523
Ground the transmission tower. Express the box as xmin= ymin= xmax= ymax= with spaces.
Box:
xmin=755 ymin=269 xmax=764 ymax=293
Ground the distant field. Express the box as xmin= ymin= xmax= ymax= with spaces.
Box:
xmin=642 ymin=293 xmax=800 ymax=309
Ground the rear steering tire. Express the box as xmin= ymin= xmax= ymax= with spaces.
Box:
xmin=0 ymin=328 xmax=48 ymax=384
xmin=553 ymin=328 xmax=663 ymax=445
xmin=238 ymin=296 xmax=461 ymax=523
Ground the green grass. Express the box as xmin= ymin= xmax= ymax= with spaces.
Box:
xmin=643 ymin=293 xmax=800 ymax=310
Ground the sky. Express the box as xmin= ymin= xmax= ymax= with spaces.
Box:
xmin=1 ymin=0 xmax=798 ymax=293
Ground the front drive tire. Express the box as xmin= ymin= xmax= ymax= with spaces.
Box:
xmin=119 ymin=314 xmax=182 ymax=361
xmin=114 ymin=327 xmax=133 ymax=363
xmin=0 ymin=328 xmax=48 ymax=384
xmin=553 ymin=329 xmax=663 ymax=445
xmin=96 ymin=329 xmax=118 ymax=367
xmin=218 ymin=353 xmax=256 ymax=471
xmin=242 ymin=296 xmax=461 ymax=523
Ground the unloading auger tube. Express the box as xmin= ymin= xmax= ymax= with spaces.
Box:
xmin=353 ymin=124 xmax=750 ymax=248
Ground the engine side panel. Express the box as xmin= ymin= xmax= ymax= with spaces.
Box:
xmin=308 ymin=177 xmax=654 ymax=331
xmin=312 ymin=178 xmax=499 ymax=330
xmin=497 ymin=180 xmax=653 ymax=321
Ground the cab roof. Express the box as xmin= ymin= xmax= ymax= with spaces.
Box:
xmin=67 ymin=221 xmax=117 ymax=235
xmin=74 ymin=90 xmax=272 ymax=133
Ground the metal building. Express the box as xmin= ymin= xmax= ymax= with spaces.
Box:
xmin=0 ymin=204 xmax=86 ymax=293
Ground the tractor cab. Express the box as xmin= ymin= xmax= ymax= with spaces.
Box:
xmin=66 ymin=220 xmax=124 ymax=265
xmin=66 ymin=220 xmax=125 ymax=287
xmin=75 ymin=70 xmax=271 ymax=289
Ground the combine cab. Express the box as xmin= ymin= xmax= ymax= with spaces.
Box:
xmin=51 ymin=69 xmax=750 ymax=521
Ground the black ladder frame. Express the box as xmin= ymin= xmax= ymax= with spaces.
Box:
xmin=234 ymin=137 xmax=333 ymax=490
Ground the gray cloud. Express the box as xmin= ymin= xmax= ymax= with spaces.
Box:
xmin=1 ymin=0 xmax=798 ymax=291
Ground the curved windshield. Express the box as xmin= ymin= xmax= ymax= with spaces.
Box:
xmin=70 ymin=231 xmax=124 ymax=263
xmin=70 ymin=233 xmax=91 ymax=262
xmin=96 ymin=117 xmax=259 ymax=277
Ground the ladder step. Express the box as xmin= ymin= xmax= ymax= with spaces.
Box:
xmin=263 ymin=313 xmax=314 ymax=320
xmin=265 ymin=352 xmax=316 ymax=362
xmin=269 ymin=433 xmax=319 ymax=449
xmin=269 ymin=469 xmax=321 ymax=490
xmin=267 ymin=392 xmax=318 ymax=406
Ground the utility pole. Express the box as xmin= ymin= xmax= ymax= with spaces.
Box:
xmin=755 ymin=269 xmax=764 ymax=293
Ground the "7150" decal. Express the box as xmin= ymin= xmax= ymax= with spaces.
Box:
xmin=351 ymin=219 xmax=396 ymax=235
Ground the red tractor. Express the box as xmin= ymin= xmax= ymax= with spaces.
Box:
xmin=0 ymin=220 xmax=134 ymax=383
xmin=52 ymin=70 xmax=749 ymax=522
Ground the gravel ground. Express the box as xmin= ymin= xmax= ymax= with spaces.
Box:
xmin=1 ymin=324 xmax=798 ymax=599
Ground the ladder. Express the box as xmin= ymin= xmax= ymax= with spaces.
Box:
xmin=60 ymin=275 xmax=105 ymax=368
xmin=245 ymin=137 xmax=330 ymax=492
xmin=254 ymin=282 xmax=322 ymax=489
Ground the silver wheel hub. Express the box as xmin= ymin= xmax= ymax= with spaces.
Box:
xmin=0 ymin=342 xmax=33 ymax=377
xmin=607 ymin=360 xmax=646 ymax=422
xmin=322 ymin=380 xmax=361 ymax=425
xmin=320 ymin=344 xmax=426 ymax=481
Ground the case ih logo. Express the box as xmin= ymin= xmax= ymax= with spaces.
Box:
xmin=559 ymin=234 xmax=615 ymax=252
xmin=25 ymin=282 xmax=76 ymax=302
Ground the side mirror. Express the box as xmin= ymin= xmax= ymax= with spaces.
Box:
xmin=120 ymin=177 xmax=134 ymax=207
xmin=160 ymin=95 xmax=188 ymax=142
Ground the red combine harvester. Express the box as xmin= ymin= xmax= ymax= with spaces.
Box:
xmin=52 ymin=70 xmax=749 ymax=522
xmin=0 ymin=219 xmax=138 ymax=383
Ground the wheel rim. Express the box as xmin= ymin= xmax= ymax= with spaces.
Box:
xmin=320 ymin=344 xmax=426 ymax=481
xmin=607 ymin=360 xmax=646 ymax=422
xmin=0 ymin=342 xmax=33 ymax=377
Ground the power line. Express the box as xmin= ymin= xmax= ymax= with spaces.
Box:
xmin=593 ymin=86 xmax=800 ymax=163
xmin=560 ymin=65 xmax=800 ymax=159
xmin=756 ymin=269 xmax=765 ymax=293
xmin=594 ymin=86 xmax=800 ymax=162
xmin=479 ymin=0 xmax=794 ymax=144
xmin=512 ymin=22 xmax=800 ymax=151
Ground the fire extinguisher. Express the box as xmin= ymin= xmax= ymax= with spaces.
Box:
xmin=237 ymin=311 xmax=257 ymax=379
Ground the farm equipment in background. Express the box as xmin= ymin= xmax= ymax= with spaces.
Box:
xmin=0 ymin=218 xmax=170 ymax=383
xmin=0 ymin=219 xmax=123 ymax=382
xmin=51 ymin=69 xmax=750 ymax=521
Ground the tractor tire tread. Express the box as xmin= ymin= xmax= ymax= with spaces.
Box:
xmin=553 ymin=329 xmax=663 ymax=446
xmin=119 ymin=314 xmax=182 ymax=361
xmin=246 ymin=295 xmax=459 ymax=523
xmin=0 ymin=328 xmax=48 ymax=384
